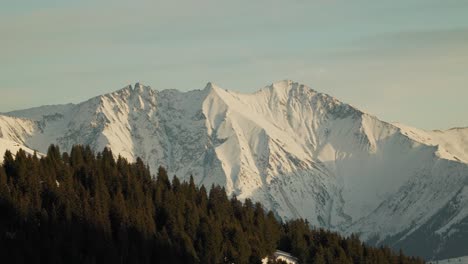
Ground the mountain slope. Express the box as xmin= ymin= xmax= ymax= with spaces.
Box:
xmin=0 ymin=115 xmax=37 ymax=157
xmin=1 ymin=80 xmax=467 ymax=260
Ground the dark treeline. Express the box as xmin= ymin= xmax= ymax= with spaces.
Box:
xmin=0 ymin=145 xmax=424 ymax=264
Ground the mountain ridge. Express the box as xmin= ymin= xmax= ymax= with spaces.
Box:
xmin=1 ymin=80 xmax=467 ymax=260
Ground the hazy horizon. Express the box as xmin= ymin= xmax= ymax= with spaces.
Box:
xmin=1 ymin=0 xmax=467 ymax=130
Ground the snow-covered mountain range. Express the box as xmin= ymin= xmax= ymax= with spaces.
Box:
xmin=1 ymin=81 xmax=467 ymax=260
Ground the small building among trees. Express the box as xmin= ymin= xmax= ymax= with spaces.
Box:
xmin=263 ymin=250 xmax=299 ymax=264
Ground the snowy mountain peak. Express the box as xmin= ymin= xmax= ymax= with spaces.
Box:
xmin=263 ymin=80 xmax=299 ymax=96
xmin=112 ymin=84 xmax=134 ymax=97
xmin=133 ymin=82 xmax=151 ymax=92
xmin=134 ymin=82 xmax=144 ymax=89
xmin=0 ymin=81 xmax=467 ymax=260
xmin=113 ymin=83 xmax=154 ymax=97
xmin=130 ymin=83 xmax=154 ymax=97
xmin=203 ymin=81 xmax=223 ymax=92
xmin=269 ymin=79 xmax=294 ymax=89
xmin=263 ymin=80 xmax=318 ymax=95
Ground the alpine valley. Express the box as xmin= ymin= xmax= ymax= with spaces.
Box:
xmin=1 ymin=81 xmax=467 ymax=260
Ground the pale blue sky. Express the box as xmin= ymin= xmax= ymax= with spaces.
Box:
xmin=1 ymin=0 xmax=467 ymax=129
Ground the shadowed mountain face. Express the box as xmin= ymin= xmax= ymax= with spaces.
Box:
xmin=1 ymin=80 xmax=467 ymax=260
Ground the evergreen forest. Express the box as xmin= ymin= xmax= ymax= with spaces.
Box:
xmin=0 ymin=145 xmax=425 ymax=264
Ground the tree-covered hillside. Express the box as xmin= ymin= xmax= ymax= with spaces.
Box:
xmin=0 ymin=145 xmax=424 ymax=263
